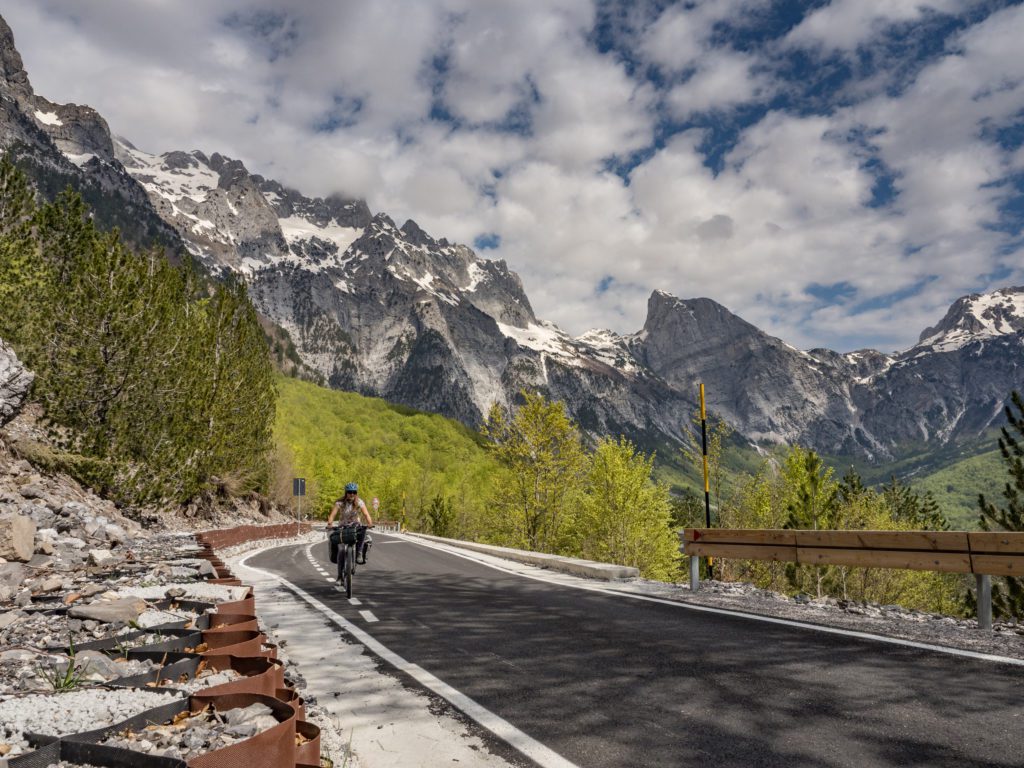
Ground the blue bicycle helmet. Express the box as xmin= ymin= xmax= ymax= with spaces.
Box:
xmin=345 ymin=482 xmax=358 ymax=493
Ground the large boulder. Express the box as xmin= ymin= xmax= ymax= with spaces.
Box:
xmin=0 ymin=514 xmax=35 ymax=562
xmin=68 ymin=597 xmax=147 ymax=624
xmin=0 ymin=339 xmax=33 ymax=426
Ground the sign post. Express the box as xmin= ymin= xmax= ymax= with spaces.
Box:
xmin=292 ymin=477 xmax=306 ymax=535
xmin=699 ymin=384 xmax=713 ymax=580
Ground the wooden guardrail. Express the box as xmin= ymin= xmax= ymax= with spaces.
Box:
xmin=683 ymin=528 xmax=1024 ymax=629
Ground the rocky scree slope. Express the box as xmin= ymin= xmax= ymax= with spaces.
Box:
xmin=0 ymin=344 xmax=331 ymax=764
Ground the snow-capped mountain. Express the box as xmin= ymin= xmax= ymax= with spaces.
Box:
xmin=1 ymin=11 xmax=1021 ymax=464
xmin=0 ymin=16 xmax=179 ymax=252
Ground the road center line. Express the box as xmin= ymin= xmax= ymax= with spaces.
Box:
xmin=241 ymin=546 xmax=581 ymax=768
xmin=359 ymin=609 xmax=379 ymax=623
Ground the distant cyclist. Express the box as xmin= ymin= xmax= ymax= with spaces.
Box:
xmin=326 ymin=482 xmax=374 ymax=565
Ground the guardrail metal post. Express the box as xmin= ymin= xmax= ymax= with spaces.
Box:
xmin=690 ymin=554 xmax=700 ymax=592
xmin=976 ymin=574 xmax=992 ymax=630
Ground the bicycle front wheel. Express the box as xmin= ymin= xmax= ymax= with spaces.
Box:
xmin=344 ymin=543 xmax=354 ymax=599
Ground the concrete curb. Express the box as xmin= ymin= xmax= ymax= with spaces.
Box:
xmin=406 ymin=533 xmax=640 ymax=581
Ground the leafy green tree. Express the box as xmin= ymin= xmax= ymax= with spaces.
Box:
xmin=577 ymin=436 xmax=681 ymax=580
xmin=482 ymin=392 xmax=587 ymax=552
xmin=668 ymin=491 xmax=705 ymax=530
xmin=978 ymin=391 xmax=1024 ymax=619
xmin=717 ymin=462 xmax=790 ymax=590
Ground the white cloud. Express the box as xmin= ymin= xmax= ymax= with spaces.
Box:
xmin=666 ymin=51 xmax=768 ymax=117
xmin=786 ymin=0 xmax=966 ymax=51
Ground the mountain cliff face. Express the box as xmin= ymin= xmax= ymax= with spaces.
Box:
xmin=1 ymin=12 xmax=1021 ymax=465
xmin=0 ymin=17 xmax=181 ymax=252
xmin=631 ymin=288 xmax=1024 ymax=459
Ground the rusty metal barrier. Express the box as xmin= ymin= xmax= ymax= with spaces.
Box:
xmin=206 ymin=613 xmax=260 ymax=633
xmin=201 ymin=629 xmax=269 ymax=658
xmin=195 ymin=523 xmax=316 ymax=551
xmin=294 ymin=720 xmax=321 ymax=765
xmin=189 ymin=522 xmax=323 ymax=767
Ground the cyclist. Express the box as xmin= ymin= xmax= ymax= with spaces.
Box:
xmin=326 ymin=482 xmax=374 ymax=567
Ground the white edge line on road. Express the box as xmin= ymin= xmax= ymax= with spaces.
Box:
xmin=359 ymin=609 xmax=379 ymax=623
xmin=402 ymin=535 xmax=1024 ymax=668
xmin=240 ymin=546 xmax=581 ymax=768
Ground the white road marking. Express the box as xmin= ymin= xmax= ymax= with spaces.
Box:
xmin=348 ymin=598 xmax=362 ymax=606
xmin=324 ymin=577 xmax=334 ymax=582
xmin=403 ymin=536 xmax=1024 ymax=668
xmin=241 ymin=546 xmax=581 ymax=768
xmin=359 ymin=610 xmax=379 ymax=623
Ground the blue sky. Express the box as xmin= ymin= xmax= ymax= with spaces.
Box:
xmin=6 ymin=0 xmax=1024 ymax=352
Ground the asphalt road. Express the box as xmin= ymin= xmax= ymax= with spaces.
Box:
xmin=249 ymin=534 xmax=1024 ymax=768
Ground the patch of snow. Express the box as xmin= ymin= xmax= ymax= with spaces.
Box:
xmin=118 ymin=145 xmax=220 ymax=203
xmin=498 ymin=321 xmax=574 ymax=357
xmin=34 ymin=109 xmax=62 ymax=126
xmin=575 ymin=329 xmax=638 ymax=372
xmin=63 ymin=151 xmax=97 ymax=167
xmin=464 ymin=262 xmax=488 ymax=292
xmin=279 ymin=216 xmax=362 ymax=255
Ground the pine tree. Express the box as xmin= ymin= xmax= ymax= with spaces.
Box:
xmin=883 ymin=476 xmax=948 ymax=530
xmin=978 ymin=390 xmax=1024 ymax=619
xmin=0 ymin=156 xmax=44 ymax=348
xmin=783 ymin=447 xmax=839 ymax=598
xmin=188 ymin=278 xmax=276 ymax=498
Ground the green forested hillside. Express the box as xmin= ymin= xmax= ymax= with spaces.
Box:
xmin=273 ymin=376 xmax=499 ymax=532
xmin=912 ymin=449 xmax=1004 ymax=529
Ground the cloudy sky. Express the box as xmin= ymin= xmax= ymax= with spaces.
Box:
xmin=4 ymin=1 xmax=1023 ymax=352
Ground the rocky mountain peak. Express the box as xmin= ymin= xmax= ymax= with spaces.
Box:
xmin=0 ymin=16 xmax=32 ymax=103
xmin=641 ymin=290 xmax=761 ymax=349
xmin=31 ymin=96 xmax=115 ymax=162
xmin=207 ymin=152 xmax=253 ymax=189
xmin=915 ymin=286 xmax=1024 ymax=352
xmin=400 ymin=219 xmax=434 ymax=247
